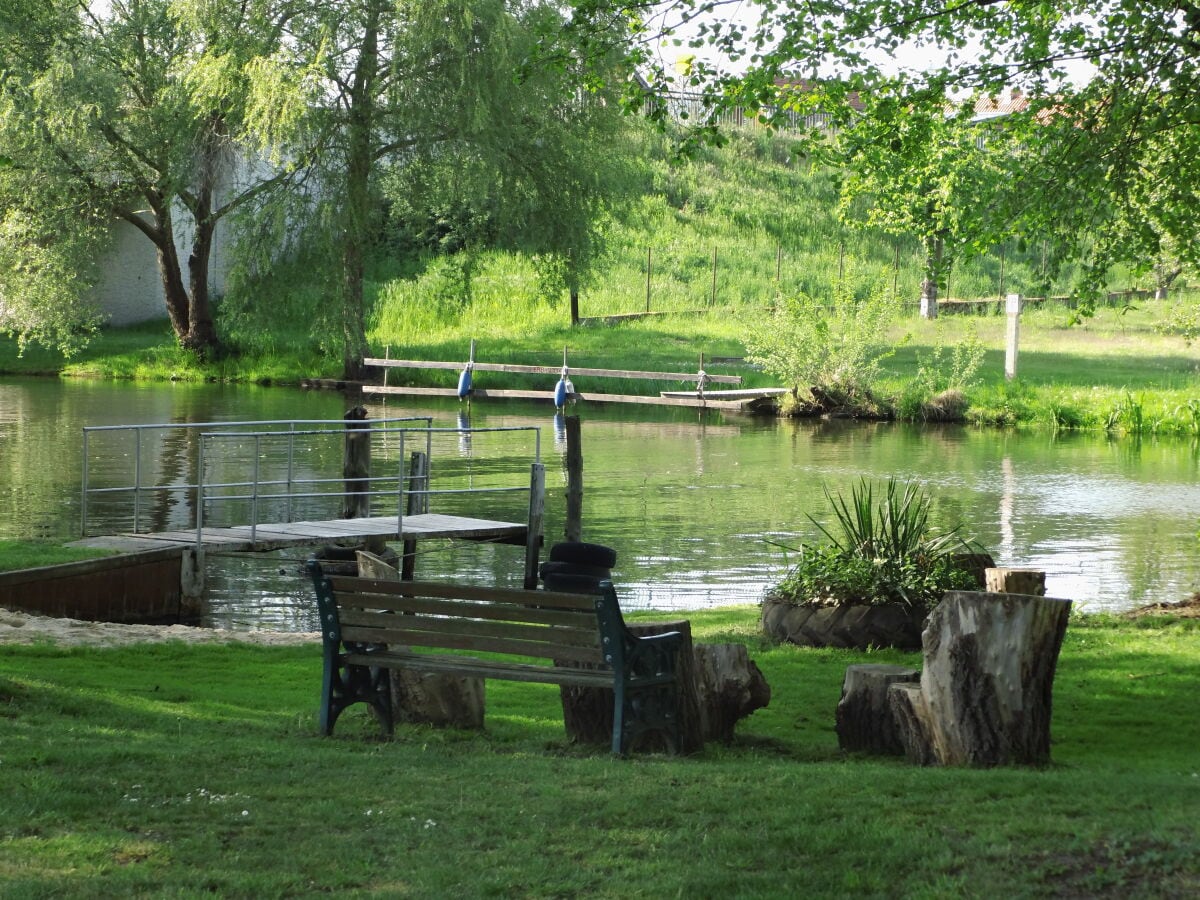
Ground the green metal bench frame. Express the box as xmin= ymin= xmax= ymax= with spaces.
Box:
xmin=306 ymin=560 xmax=682 ymax=755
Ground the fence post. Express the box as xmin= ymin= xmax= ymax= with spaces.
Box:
xmin=342 ymin=406 xmax=371 ymax=519
xmin=711 ymin=246 xmax=718 ymax=306
xmin=564 ymin=416 xmax=583 ymax=543
xmin=645 ymin=246 xmax=652 ymax=313
xmin=1005 ymin=294 xmax=1022 ymax=381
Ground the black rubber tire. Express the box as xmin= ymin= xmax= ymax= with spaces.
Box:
xmin=538 ymin=560 xmax=612 ymax=581
xmin=542 ymin=572 xmax=607 ymax=595
xmin=547 ymin=541 xmax=617 ymax=569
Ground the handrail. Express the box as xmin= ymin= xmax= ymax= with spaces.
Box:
xmin=81 ymin=417 xmax=432 ymax=536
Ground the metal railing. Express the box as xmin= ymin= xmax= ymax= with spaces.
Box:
xmin=193 ymin=424 xmax=542 ymax=546
xmin=80 ymin=417 xmax=432 ymax=537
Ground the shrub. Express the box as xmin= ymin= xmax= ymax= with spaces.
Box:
xmin=743 ymin=276 xmax=900 ymax=402
xmin=770 ymin=479 xmax=981 ymax=613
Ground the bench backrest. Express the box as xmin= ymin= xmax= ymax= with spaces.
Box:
xmin=309 ymin=565 xmax=623 ymax=669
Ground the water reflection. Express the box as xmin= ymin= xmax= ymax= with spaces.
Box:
xmin=2 ymin=376 xmax=1199 ymax=629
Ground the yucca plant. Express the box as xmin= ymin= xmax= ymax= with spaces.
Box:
xmin=772 ymin=478 xmax=982 ymax=612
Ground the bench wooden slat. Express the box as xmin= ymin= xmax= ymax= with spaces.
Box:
xmin=343 ymin=650 xmax=616 ymax=687
xmin=326 ymin=576 xmax=598 ymax=611
xmin=334 ymin=592 xmax=598 ymax=628
xmin=338 ymin=608 xmax=602 ymax=651
xmin=340 ymin=623 xmax=606 ymax=665
xmin=308 ymin=561 xmax=684 ymax=755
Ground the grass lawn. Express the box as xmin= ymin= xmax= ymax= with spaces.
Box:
xmin=1 ymin=607 xmax=1196 ymax=898
xmin=0 ymin=541 xmax=113 ymax=574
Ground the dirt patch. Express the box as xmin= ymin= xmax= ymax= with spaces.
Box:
xmin=1120 ymin=593 xmax=1200 ymax=620
xmin=0 ymin=607 xmax=318 ymax=648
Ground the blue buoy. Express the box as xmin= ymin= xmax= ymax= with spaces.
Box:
xmin=554 ymin=365 xmax=574 ymax=409
xmin=457 ymin=364 xmax=473 ymax=399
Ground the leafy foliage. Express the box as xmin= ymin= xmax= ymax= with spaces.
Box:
xmin=743 ymin=277 xmax=900 ymax=400
xmin=773 ymin=479 xmax=981 ymax=612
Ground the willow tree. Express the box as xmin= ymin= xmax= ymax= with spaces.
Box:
xmin=236 ymin=0 xmax=634 ymax=379
xmin=0 ymin=0 xmax=299 ymax=357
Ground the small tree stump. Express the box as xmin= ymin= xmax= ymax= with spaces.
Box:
xmin=888 ymin=590 xmax=1072 ymax=767
xmin=985 ymin=567 xmax=1046 ymax=596
xmin=355 ymin=551 xmax=485 ymax=730
xmin=693 ymin=643 xmax=771 ymax=743
xmin=561 ymin=620 xmax=706 ymax=753
xmin=835 ymin=664 xmax=920 ymax=755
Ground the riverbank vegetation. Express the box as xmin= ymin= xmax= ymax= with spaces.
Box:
xmin=1 ymin=606 xmax=1196 ymax=896
xmin=2 ymin=131 xmax=1198 ymax=435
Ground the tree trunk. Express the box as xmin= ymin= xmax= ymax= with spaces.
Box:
xmin=339 ymin=0 xmax=380 ymax=382
xmin=560 ymin=620 xmax=705 ymax=753
xmin=354 ymin=550 xmax=485 ymax=729
xmin=888 ymin=590 xmax=1072 ymax=766
xmin=692 ymin=643 xmax=771 ymax=744
xmin=835 ymin=663 xmax=920 ymax=755
xmin=984 ymin=567 xmax=1045 ymax=596
xmin=920 ymin=232 xmax=943 ymax=320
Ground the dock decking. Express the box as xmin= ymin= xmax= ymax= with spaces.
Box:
xmin=70 ymin=513 xmax=528 ymax=554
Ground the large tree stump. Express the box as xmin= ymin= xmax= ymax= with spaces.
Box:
xmin=355 ymin=551 xmax=485 ymax=730
xmin=985 ymin=567 xmax=1046 ymax=596
xmin=560 ymin=620 xmax=706 ymax=753
xmin=888 ymin=590 xmax=1072 ymax=767
xmin=692 ymin=643 xmax=771 ymax=743
xmin=835 ymin=664 xmax=920 ymax=755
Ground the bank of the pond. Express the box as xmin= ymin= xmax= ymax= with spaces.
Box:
xmin=3 ymin=299 xmax=1199 ymax=434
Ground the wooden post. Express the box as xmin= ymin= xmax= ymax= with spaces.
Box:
xmin=524 ymin=462 xmax=545 ymax=589
xmin=342 ymin=406 xmax=371 ymax=519
xmin=711 ymin=246 xmax=718 ymax=306
xmin=564 ymin=416 xmax=583 ymax=543
xmin=645 ymin=246 xmax=652 ymax=313
xmin=776 ymin=244 xmax=782 ymax=284
xmin=1005 ymin=293 xmax=1022 ymax=381
xmin=985 ymin=567 xmax=1045 ymax=596
xmin=401 ymin=451 xmax=429 ymax=580
xmin=570 ymin=288 xmax=579 ymax=326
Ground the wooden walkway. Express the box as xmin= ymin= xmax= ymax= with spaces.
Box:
xmin=70 ymin=513 xmax=528 ymax=554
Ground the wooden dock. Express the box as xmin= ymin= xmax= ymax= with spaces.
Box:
xmin=69 ymin=512 xmax=528 ymax=554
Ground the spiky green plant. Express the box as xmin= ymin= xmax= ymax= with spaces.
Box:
xmin=772 ymin=478 xmax=983 ymax=612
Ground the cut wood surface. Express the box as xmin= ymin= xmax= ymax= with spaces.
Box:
xmin=889 ymin=590 xmax=1072 ymax=767
xmin=985 ymin=567 xmax=1047 ymax=596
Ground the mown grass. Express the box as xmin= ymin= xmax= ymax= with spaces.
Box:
xmin=0 ymin=541 xmax=112 ymax=573
xmin=1 ymin=607 xmax=1197 ymax=898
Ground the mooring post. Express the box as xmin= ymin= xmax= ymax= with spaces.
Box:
xmin=401 ymin=450 xmax=429 ymax=580
xmin=342 ymin=406 xmax=371 ymax=519
xmin=1005 ymin=293 xmax=1022 ymax=381
xmin=564 ymin=416 xmax=583 ymax=543
xmin=525 ymin=462 xmax=546 ymax=589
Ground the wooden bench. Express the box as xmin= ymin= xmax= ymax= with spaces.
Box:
xmin=306 ymin=560 xmax=684 ymax=755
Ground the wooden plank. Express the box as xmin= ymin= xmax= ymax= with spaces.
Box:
xmin=334 ymin=593 xmax=597 ymax=628
xmin=340 ymin=624 xmax=604 ymax=664
xmin=660 ymin=388 xmax=790 ymax=400
xmin=364 ymin=385 xmax=756 ymax=409
xmin=338 ymin=609 xmax=601 ymax=651
xmin=343 ymin=650 xmax=615 ymax=687
xmin=326 ymin=576 xmax=598 ymax=610
xmin=364 ymin=357 xmax=741 ymax=384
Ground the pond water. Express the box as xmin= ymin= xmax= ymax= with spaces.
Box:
xmin=2 ymin=375 xmax=1198 ymax=630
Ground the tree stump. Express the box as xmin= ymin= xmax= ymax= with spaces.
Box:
xmin=560 ymin=620 xmax=706 ymax=753
xmin=985 ymin=567 xmax=1046 ymax=596
xmin=693 ymin=643 xmax=772 ymax=743
xmin=888 ymin=590 xmax=1072 ymax=767
xmin=835 ymin=664 xmax=920 ymax=755
xmin=355 ymin=551 xmax=485 ymax=730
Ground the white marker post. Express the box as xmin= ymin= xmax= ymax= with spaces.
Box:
xmin=1005 ymin=293 xmax=1022 ymax=381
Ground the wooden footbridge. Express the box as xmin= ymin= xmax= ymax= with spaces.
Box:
xmin=71 ymin=416 xmax=547 ymax=591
